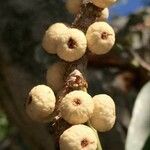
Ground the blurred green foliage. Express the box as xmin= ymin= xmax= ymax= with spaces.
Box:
xmin=0 ymin=111 xmax=10 ymax=141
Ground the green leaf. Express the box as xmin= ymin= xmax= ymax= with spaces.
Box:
xmin=125 ymin=82 xmax=150 ymax=150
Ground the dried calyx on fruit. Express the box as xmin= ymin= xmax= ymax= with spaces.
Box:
xmin=42 ymin=23 xmax=68 ymax=54
xmin=65 ymin=69 xmax=88 ymax=90
xmin=59 ymin=90 xmax=94 ymax=124
xmin=57 ymin=28 xmax=87 ymax=62
xmin=59 ymin=125 xmax=97 ymax=150
xmin=26 ymin=85 xmax=56 ymax=122
xmin=96 ymin=8 xmax=109 ymax=21
xmin=86 ymin=21 xmax=115 ymax=55
xmin=46 ymin=62 xmax=66 ymax=93
xmin=90 ymin=94 xmax=116 ymax=132
xmin=66 ymin=0 xmax=82 ymax=14
xmin=91 ymin=0 xmax=117 ymax=8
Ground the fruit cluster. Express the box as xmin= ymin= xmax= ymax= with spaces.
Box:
xmin=26 ymin=85 xmax=116 ymax=149
xmin=42 ymin=21 xmax=115 ymax=62
xmin=25 ymin=0 xmax=117 ymax=150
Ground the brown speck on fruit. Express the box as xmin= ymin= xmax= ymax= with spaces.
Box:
xmin=27 ymin=96 xmax=32 ymax=105
xmin=73 ymin=98 xmax=81 ymax=106
xmin=81 ymin=138 xmax=89 ymax=148
xmin=67 ymin=38 xmax=76 ymax=49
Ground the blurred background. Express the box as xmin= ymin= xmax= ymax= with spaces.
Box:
xmin=0 ymin=0 xmax=149 ymax=150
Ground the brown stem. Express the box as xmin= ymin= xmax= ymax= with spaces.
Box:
xmin=72 ymin=3 xmax=103 ymax=31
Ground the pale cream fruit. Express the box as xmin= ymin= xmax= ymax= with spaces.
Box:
xmin=97 ymin=8 xmax=109 ymax=21
xmin=26 ymin=85 xmax=56 ymax=122
xmin=42 ymin=23 xmax=68 ymax=54
xmin=66 ymin=0 xmax=82 ymax=14
xmin=59 ymin=90 xmax=94 ymax=124
xmin=90 ymin=94 xmax=116 ymax=132
xmin=59 ymin=125 xmax=97 ymax=150
xmin=91 ymin=0 xmax=117 ymax=8
xmin=86 ymin=21 xmax=115 ymax=55
xmin=57 ymin=28 xmax=87 ymax=62
xmin=46 ymin=62 xmax=65 ymax=92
